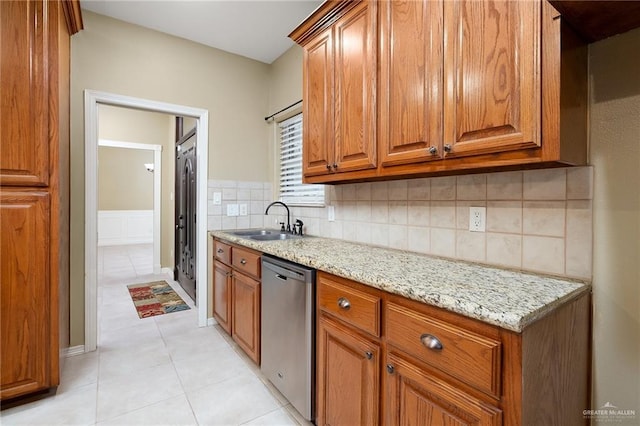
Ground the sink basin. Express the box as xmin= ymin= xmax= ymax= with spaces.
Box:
xmin=232 ymin=229 xmax=275 ymax=236
xmin=250 ymin=233 xmax=302 ymax=241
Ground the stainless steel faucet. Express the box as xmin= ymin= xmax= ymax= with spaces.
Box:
xmin=265 ymin=201 xmax=291 ymax=233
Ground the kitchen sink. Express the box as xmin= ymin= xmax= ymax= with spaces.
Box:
xmin=231 ymin=229 xmax=275 ymax=236
xmin=250 ymin=233 xmax=302 ymax=241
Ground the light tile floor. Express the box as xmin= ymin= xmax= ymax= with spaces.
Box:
xmin=1 ymin=244 xmax=310 ymax=426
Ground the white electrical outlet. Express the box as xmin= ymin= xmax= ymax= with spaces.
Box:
xmin=213 ymin=192 xmax=222 ymax=205
xmin=239 ymin=204 xmax=248 ymax=216
xmin=469 ymin=206 xmax=486 ymax=232
xmin=327 ymin=205 xmax=335 ymax=222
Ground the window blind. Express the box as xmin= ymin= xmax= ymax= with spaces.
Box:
xmin=278 ymin=114 xmax=325 ymax=205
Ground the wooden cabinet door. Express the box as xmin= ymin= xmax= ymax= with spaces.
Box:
xmin=303 ymin=27 xmax=334 ymax=177
xmin=0 ymin=0 xmax=50 ymax=186
xmin=333 ymin=1 xmax=377 ymax=173
xmin=212 ymin=260 xmax=232 ymax=335
xmin=378 ymin=0 xmax=444 ymax=167
xmin=317 ymin=316 xmax=380 ymax=426
xmin=443 ymin=0 xmax=540 ymax=158
xmin=232 ymin=271 xmax=260 ymax=364
xmin=0 ymin=191 xmax=51 ymax=399
xmin=384 ymin=351 xmax=502 ymax=426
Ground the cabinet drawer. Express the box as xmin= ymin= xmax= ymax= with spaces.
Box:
xmin=214 ymin=240 xmax=231 ymax=264
xmin=318 ymin=276 xmax=381 ymax=337
xmin=385 ymin=302 xmax=501 ymax=397
xmin=232 ymin=246 xmax=261 ymax=278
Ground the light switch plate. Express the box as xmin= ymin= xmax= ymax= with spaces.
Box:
xmin=328 ymin=205 xmax=335 ymax=222
xmin=239 ymin=204 xmax=248 ymax=216
xmin=213 ymin=192 xmax=222 ymax=205
xmin=227 ymin=204 xmax=239 ymax=217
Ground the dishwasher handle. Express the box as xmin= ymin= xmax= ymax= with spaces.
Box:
xmin=263 ymin=259 xmax=306 ymax=281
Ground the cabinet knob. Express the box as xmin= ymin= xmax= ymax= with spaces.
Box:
xmin=443 ymin=144 xmax=452 ymax=153
xmin=217 ymin=248 xmax=224 ymax=253
xmin=326 ymin=164 xmax=331 ymax=170
xmin=240 ymin=259 xmax=247 ymax=265
xmin=428 ymin=146 xmax=438 ymax=155
xmin=365 ymin=351 xmax=373 ymax=360
xmin=332 ymin=163 xmax=338 ymax=169
xmin=337 ymin=297 xmax=351 ymax=310
xmin=420 ymin=333 xmax=444 ymax=351
xmin=386 ymin=364 xmax=395 ymax=374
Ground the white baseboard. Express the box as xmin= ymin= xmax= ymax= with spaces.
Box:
xmin=98 ymin=210 xmax=153 ymax=246
xmin=161 ymin=267 xmax=173 ymax=276
xmin=64 ymin=345 xmax=86 ymax=357
xmin=207 ymin=317 xmax=218 ymax=326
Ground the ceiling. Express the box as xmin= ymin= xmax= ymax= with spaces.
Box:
xmin=80 ymin=0 xmax=323 ymax=64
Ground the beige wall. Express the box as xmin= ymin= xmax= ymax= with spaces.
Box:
xmin=98 ymin=147 xmax=153 ymax=210
xmin=70 ymin=11 xmax=271 ymax=346
xmin=98 ymin=105 xmax=175 ymax=268
xmin=266 ymin=45 xmax=304 ymax=195
xmin=590 ymin=28 xmax=640 ymax=417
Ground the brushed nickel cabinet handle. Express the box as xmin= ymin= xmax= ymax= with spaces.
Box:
xmin=365 ymin=351 xmax=373 ymax=360
xmin=386 ymin=364 xmax=395 ymax=374
xmin=337 ymin=297 xmax=351 ymax=310
xmin=428 ymin=146 xmax=438 ymax=155
xmin=420 ymin=333 xmax=443 ymax=351
xmin=217 ymin=248 xmax=224 ymax=253
xmin=443 ymin=144 xmax=452 ymax=153
xmin=240 ymin=259 xmax=247 ymax=265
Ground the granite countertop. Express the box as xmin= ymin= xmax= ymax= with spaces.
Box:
xmin=210 ymin=230 xmax=590 ymax=333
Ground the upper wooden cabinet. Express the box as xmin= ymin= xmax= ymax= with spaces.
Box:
xmin=295 ymin=1 xmax=377 ymax=178
xmin=443 ymin=0 xmax=541 ymax=158
xmin=290 ymin=0 xmax=587 ymax=184
xmin=378 ymin=0 xmax=443 ymax=167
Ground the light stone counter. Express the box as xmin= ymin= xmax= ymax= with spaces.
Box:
xmin=210 ymin=230 xmax=590 ymax=332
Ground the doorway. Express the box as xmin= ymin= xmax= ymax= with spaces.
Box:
xmin=97 ymin=139 xmax=162 ymax=273
xmin=84 ymin=90 xmax=209 ymax=352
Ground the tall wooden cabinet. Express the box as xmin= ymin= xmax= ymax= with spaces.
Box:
xmin=0 ymin=0 xmax=81 ymax=402
xmin=291 ymin=0 xmax=588 ymax=183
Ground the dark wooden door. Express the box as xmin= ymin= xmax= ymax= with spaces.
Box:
xmin=175 ymin=127 xmax=197 ymax=303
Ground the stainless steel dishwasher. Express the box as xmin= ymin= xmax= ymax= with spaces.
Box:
xmin=261 ymin=255 xmax=315 ymax=421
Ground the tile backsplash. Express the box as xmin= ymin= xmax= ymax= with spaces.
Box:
xmin=208 ymin=167 xmax=593 ymax=280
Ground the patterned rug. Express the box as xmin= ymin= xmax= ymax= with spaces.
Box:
xmin=127 ymin=281 xmax=191 ymax=318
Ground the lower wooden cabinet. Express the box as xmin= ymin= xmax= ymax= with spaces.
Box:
xmin=212 ymin=260 xmax=232 ymax=334
xmin=231 ymin=271 xmax=260 ymax=364
xmin=317 ymin=316 xmax=380 ymax=426
xmin=316 ymin=271 xmax=590 ymax=426
xmin=0 ymin=191 xmax=53 ymax=400
xmin=384 ymin=351 xmax=502 ymax=426
xmin=212 ymin=239 xmax=261 ymax=364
